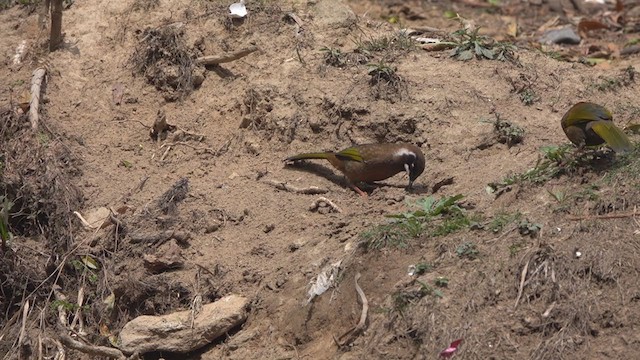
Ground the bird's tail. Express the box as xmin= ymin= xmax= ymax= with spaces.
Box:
xmin=591 ymin=121 xmax=633 ymax=153
xmin=285 ymin=152 xmax=334 ymax=162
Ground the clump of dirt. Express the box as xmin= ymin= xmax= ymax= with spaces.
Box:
xmin=130 ymin=24 xmax=202 ymax=100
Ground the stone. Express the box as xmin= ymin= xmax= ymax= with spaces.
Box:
xmin=119 ymin=294 xmax=249 ymax=354
xmin=143 ymin=240 xmax=184 ymax=273
xmin=539 ymin=27 xmax=581 ymax=45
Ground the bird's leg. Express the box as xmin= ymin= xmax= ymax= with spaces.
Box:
xmin=348 ymin=181 xmax=368 ymax=198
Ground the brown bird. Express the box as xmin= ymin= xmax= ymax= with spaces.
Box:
xmin=284 ymin=143 xmax=426 ymax=197
xmin=561 ymin=102 xmax=632 ymax=153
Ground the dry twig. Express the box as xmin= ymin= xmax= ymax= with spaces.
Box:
xmin=196 ymin=46 xmax=259 ymax=66
xmin=568 ymin=210 xmax=638 ymax=221
xmin=264 ymin=179 xmax=328 ymax=195
xmin=514 ymin=258 xmax=530 ymax=309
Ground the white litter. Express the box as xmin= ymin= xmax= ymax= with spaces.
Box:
xmin=229 ymin=0 xmax=247 ymax=18
xmin=306 ymin=259 xmax=342 ymax=304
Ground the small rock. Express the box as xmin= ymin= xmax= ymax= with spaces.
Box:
xmin=311 ymin=0 xmax=356 ymax=26
xmin=143 ymin=240 xmax=183 ymax=273
xmin=227 ymin=329 xmax=259 ymax=350
xmin=263 ymin=224 xmax=275 ymax=233
xmin=246 ymin=141 xmax=260 ymax=155
xmin=192 ymin=66 xmax=205 ymax=88
xmin=119 ymin=295 xmax=249 ymax=354
xmin=205 ymin=222 xmax=221 ymax=233
xmin=539 ymin=27 xmax=581 ymax=45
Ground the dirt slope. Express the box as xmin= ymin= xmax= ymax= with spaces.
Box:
xmin=2 ymin=0 xmax=640 ymax=359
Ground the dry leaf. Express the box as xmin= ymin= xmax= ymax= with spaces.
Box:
xmin=81 ymin=255 xmax=99 ymax=270
xmin=578 ymin=19 xmax=608 ymax=35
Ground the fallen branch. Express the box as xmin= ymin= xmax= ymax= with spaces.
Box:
xmin=309 ymin=196 xmax=342 ymax=213
xmin=58 ymin=331 xmax=128 ymax=360
xmin=161 ymin=141 xmax=217 ymax=155
xmin=264 ymin=179 xmax=328 ymax=195
xmin=196 ymin=46 xmax=259 ymax=66
xmin=568 ymin=210 xmax=638 ymax=221
xmin=621 ymin=45 xmax=640 ymax=56
xmin=337 ymin=272 xmax=368 ymax=346
xmin=29 ymin=67 xmax=47 ymax=131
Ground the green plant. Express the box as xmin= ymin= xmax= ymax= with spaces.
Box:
xmin=591 ymin=66 xmax=636 ymax=92
xmin=414 ymin=262 xmax=433 ymax=275
xmin=519 ymin=88 xmax=538 ymax=106
xmin=362 ymin=222 xmax=419 ymax=250
xmin=600 ymin=144 xmax=640 ymax=185
xmin=319 ymin=46 xmax=346 ymax=67
xmin=363 ymin=194 xmax=474 ymax=249
xmin=69 ymin=255 xmax=100 ymax=283
xmin=0 ymin=196 xmax=14 ymax=250
xmin=487 ymin=144 xmax=577 ymax=194
xmin=509 ymin=240 xmax=526 ymax=257
xmin=37 ymin=132 xmax=50 ymax=145
xmin=456 ymin=242 xmax=479 ymax=260
xmin=518 ymin=219 xmax=541 ymax=237
xmin=389 ymin=194 xmax=473 ymax=237
xmin=392 ymin=282 xmax=441 ymax=313
xmin=482 ymin=115 xmax=524 ymax=147
xmin=488 ymin=211 xmax=522 ymax=233
xmin=434 ymin=276 xmax=449 ymax=287
xmin=367 ymin=61 xmax=399 ymax=84
xmin=446 ymin=27 xmax=516 ymax=62
xmin=354 ymin=33 xmax=415 ymax=55
xmin=538 ymin=48 xmax=564 ymax=61
xmin=50 ymin=299 xmax=90 ymax=312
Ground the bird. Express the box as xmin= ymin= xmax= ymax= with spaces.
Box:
xmin=561 ymin=102 xmax=632 ymax=153
xmin=284 ymin=143 xmax=426 ymax=197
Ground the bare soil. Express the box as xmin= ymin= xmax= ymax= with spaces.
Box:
xmin=2 ymin=0 xmax=640 ymax=359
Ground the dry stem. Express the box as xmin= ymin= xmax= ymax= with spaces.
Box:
xmin=196 ymin=46 xmax=259 ymax=66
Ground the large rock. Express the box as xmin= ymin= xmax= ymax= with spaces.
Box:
xmin=119 ymin=294 xmax=249 ymax=354
xmin=310 ymin=0 xmax=356 ymax=27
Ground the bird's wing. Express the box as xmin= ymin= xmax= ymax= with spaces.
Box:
xmin=590 ymin=121 xmax=633 ymax=153
xmin=335 ymin=147 xmax=365 ymax=162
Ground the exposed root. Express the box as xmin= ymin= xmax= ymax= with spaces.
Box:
xmin=58 ymin=330 xmax=131 ymax=359
xmin=309 ymin=197 xmax=342 ymax=213
xmin=264 ymin=179 xmax=328 ymax=195
xmin=337 ymin=272 xmax=369 ymax=347
xmin=29 ymin=67 xmax=47 ymax=131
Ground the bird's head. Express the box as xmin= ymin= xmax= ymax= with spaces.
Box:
xmin=395 ymin=146 xmax=426 ymax=189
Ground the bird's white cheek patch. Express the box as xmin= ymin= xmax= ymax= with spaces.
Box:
xmin=394 ymin=148 xmax=416 ymax=158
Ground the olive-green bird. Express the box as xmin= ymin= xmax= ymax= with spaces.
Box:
xmin=284 ymin=143 xmax=426 ymax=197
xmin=561 ymin=102 xmax=632 ymax=153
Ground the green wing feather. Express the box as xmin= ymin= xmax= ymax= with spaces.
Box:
xmin=566 ymin=103 xmax=611 ymax=124
xmin=590 ymin=121 xmax=633 ymax=153
xmin=335 ymin=147 xmax=364 ymax=162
